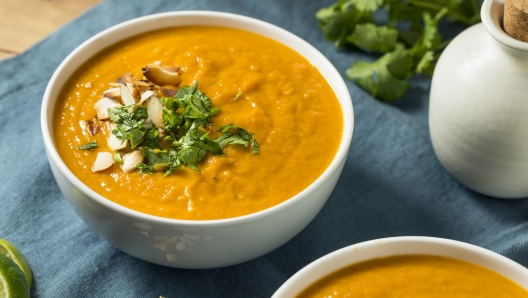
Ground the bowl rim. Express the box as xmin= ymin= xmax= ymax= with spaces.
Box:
xmin=40 ymin=10 xmax=354 ymax=226
xmin=272 ymin=236 xmax=528 ymax=297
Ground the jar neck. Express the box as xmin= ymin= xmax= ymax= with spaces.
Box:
xmin=482 ymin=0 xmax=528 ymax=51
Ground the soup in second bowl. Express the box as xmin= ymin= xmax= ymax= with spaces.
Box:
xmin=297 ymin=254 xmax=528 ymax=297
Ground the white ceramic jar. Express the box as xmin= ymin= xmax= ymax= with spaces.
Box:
xmin=429 ymin=0 xmax=528 ymax=198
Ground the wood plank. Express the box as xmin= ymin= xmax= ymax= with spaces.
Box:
xmin=0 ymin=0 xmax=101 ymax=59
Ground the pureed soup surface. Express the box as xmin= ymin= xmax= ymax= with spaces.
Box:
xmin=297 ymin=255 xmax=528 ymax=297
xmin=53 ymin=26 xmax=343 ymax=220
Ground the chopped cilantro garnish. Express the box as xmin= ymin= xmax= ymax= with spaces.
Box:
xmin=77 ymin=141 xmax=98 ymax=150
xmin=251 ymin=138 xmax=260 ymax=155
xmin=233 ymin=91 xmax=242 ymax=101
xmin=108 ymin=81 xmax=259 ymax=176
xmin=136 ymin=163 xmax=155 ymax=175
xmin=114 ymin=152 xmax=123 ymax=164
xmin=215 ymin=124 xmax=254 ymax=149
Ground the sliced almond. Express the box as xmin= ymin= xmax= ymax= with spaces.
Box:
xmin=132 ymin=87 xmax=141 ymax=99
xmin=128 ymin=79 xmax=152 ymax=88
xmin=146 ymin=96 xmax=164 ymax=128
xmin=143 ymin=64 xmax=182 ymax=86
xmin=120 ymin=83 xmax=136 ymax=106
xmin=103 ymin=87 xmax=121 ymax=99
xmin=120 ymin=150 xmax=144 ymax=173
xmin=107 ymin=133 xmax=128 ymax=151
xmin=117 ymin=72 xmax=132 ymax=84
xmin=79 ymin=120 xmax=98 ymax=136
xmin=138 ymin=90 xmax=155 ymax=105
xmin=95 ymin=97 xmax=122 ymax=120
xmin=92 ymin=152 xmax=115 ymax=172
xmin=126 ymin=83 xmax=141 ymax=100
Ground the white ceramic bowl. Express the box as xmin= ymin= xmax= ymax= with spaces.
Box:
xmin=40 ymin=11 xmax=354 ymax=269
xmin=273 ymin=236 xmax=528 ymax=297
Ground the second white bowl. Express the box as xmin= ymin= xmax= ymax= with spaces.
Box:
xmin=273 ymin=237 xmax=528 ymax=297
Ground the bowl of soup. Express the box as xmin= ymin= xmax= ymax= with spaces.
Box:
xmin=273 ymin=236 xmax=528 ymax=297
xmin=40 ymin=11 xmax=353 ymax=268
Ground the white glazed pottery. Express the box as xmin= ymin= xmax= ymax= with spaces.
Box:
xmin=41 ymin=11 xmax=354 ymax=269
xmin=272 ymin=237 xmax=528 ymax=297
xmin=429 ymin=0 xmax=528 ymax=198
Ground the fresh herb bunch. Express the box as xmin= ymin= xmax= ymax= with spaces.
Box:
xmin=109 ymin=81 xmax=259 ymax=176
xmin=316 ymin=0 xmax=482 ymax=101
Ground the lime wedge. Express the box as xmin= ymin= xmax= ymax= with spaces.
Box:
xmin=0 ymin=240 xmax=32 ymax=288
xmin=0 ymin=254 xmax=29 ymax=298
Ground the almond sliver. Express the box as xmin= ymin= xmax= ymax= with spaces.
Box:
xmin=138 ymin=90 xmax=155 ymax=105
xmin=120 ymin=150 xmax=144 ymax=173
xmin=92 ymin=152 xmax=115 ymax=172
xmin=95 ymin=97 xmax=121 ymax=120
xmin=120 ymin=83 xmax=136 ymax=106
xmin=146 ymin=96 xmax=164 ymax=128
xmin=107 ymin=133 xmax=128 ymax=151
xmin=103 ymin=87 xmax=121 ymax=99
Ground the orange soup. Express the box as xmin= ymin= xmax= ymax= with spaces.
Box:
xmin=297 ymin=255 xmax=528 ymax=297
xmin=53 ymin=26 xmax=343 ymax=220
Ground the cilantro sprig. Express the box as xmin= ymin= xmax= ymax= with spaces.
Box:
xmin=316 ymin=0 xmax=482 ymax=101
xmin=109 ymin=81 xmax=258 ymax=176
xmin=77 ymin=141 xmax=98 ymax=150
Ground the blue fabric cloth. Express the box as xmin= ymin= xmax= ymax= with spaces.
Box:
xmin=1 ymin=0 xmax=527 ymax=297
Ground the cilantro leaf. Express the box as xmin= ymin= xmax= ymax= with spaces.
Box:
xmin=347 ymin=23 xmax=398 ymax=53
xmin=404 ymin=0 xmax=481 ymax=25
xmin=142 ymin=147 xmax=169 ymax=168
xmin=164 ymin=150 xmax=182 ymax=176
xmin=349 ymin=0 xmax=383 ymax=12
xmin=114 ymin=152 xmax=123 ymax=164
xmin=175 ymin=123 xmax=226 ymax=173
xmin=215 ymin=133 xmax=249 ymax=149
xmin=233 ymin=91 xmax=242 ymax=101
xmin=251 ymin=139 xmax=260 ymax=155
xmin=162 ymin=109 xmax=182 ymax=131
xmin=137 ymin=163 xmax=155 ymax=175
xmin=161 ymin=96 xmax=179 ymax=111
xmin=195 ymin=135 xmax=224 ymax=156
xmin=415 ymin=50 xmax=435 ymax=74
xmin=128 ymin=129 xmax=145 ymax=149
xmin=346 ymin=44 xmax=411 ymax=101
xmin=409 ymin=9 xmax=447 ymax=70
xmin=77 ymin=141 xmax=98 ymax=150
xmin=215 ymin=124 xmax=256 ymax=149
xmin=316 ymin=0 xmax=373 ymax=47
xmin=142 ymin=129 xmax=161 ymax=149
xmin=177 ymin=145 xmax=207 ymax=172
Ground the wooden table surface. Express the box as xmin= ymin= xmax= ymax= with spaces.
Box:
xmin=0 ymin=0 xmax=101 ymax=60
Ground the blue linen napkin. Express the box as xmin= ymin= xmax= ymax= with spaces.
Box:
xmin=1 ymin=0 xmax=527 ymax=297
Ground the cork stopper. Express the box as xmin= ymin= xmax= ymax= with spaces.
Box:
xmin=504 ymin=0 xmax=528 ymax=42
